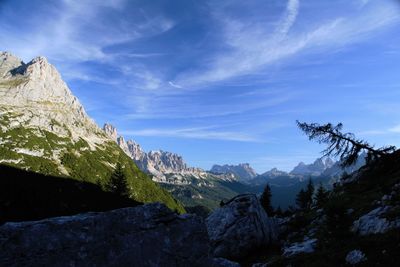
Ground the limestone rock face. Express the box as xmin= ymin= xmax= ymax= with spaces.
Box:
xmin=127 ymin=139 xmax=146 ymax=162
xmin=0 ymin=203 xmax=212 ymax=267
xmin=0 ymin=52 xmax=23 ymax=77
xmin=206 ymin=194 xmax=278 ymax=259
xmin=102 ymin=123 xmax=235 ymax=185
xmin=103 ymin=123 xmax=117 ymax=140
xmin=0 ymin=51 xmax=105 ymax=144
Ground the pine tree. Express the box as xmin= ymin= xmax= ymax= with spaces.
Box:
xmin=314 ymin=184 xmax=329 ymax=209
xmin=296 ymin=121 xmax=396 ymax=167
xmin=260 ymin=184 xmax=274 ymax=215
xmin=106 ymin=163 xmax=130 ymax=197
xmin=296 ymin=189 xmax=308 ymax=210
xmin=305 ymin=179 xmax=314 ymax=209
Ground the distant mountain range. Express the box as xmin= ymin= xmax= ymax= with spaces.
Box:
xmin=102 ymin=119 xmax=366 ymax=210
xmin=210 ymin=163 xmax=257 ymax=182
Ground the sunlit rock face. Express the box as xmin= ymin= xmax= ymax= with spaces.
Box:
xmin=0 ymin=51 xmax=106 ymax=144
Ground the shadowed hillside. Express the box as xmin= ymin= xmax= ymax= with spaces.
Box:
xmin=0 ymin=164 xmax=141 ymax=224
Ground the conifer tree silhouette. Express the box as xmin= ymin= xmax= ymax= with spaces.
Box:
xmin=106 ymin=163 xmax=130 ymax=197
xmin=296 ymin=121 xmax=396 ymax=166
xmin=260 ymin=184 xmax=274 ymax=215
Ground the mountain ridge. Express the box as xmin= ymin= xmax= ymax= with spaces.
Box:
xmin=210 ymin=163 xmax=257 ymax=182
xmin=0 ymin=51 xmax=184 ymax=212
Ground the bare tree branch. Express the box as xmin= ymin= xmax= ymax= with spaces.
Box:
xmin=296 ymin=121 xmax=396 ymax=167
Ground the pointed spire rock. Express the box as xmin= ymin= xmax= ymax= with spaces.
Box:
xmin=103 ymin=123 xmax=118 ymax=140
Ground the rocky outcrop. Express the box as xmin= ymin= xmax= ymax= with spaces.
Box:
xmin=345 ymin=249 xmax=367 ymax=265
xmin=103 ymin=123 xmax=117 ymax=140
xmin=283 ymin=238 xmax=317 ymax=257
xmin=206 ymin=194 xmax=278 ymax=260
xmin=210 ymin=163 xmax=257 ymax=182
xmin=0 ymin=203 xmax=217 ymax=267
xmin=352 ymin=206 xmax=400 ymax=236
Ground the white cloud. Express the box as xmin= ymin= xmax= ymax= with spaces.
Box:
xmin=389 ymin=124 xmax=400 ymax=133
xmin=168 ymin=81 xmax=183 ymax=89
xmin=123 ymin=92 xmax=294 ymax=119
xmin=175 ymin=0 xmax=400 ymax=88
xmin=0 ymin=0 xmax=174 ymax=69
xmin=120 ymin=127 xmax=260 ymax=142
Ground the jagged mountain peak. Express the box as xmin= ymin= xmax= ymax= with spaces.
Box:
xmin=0 ymin=53 xmax=103 ymax=143
xmin=0 ymin=52 xmax=24 ymax=76
xmin=210 ymin=163 xmax=257 ymax=182
xmin=103 ymin=123 xmax=118 ymax=140
xmin=290 ymin=157 xmax=336 ymax=176
xmin=101 ymin=124 xmax=209 ymax=183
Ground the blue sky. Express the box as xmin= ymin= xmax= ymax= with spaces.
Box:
xmin=1 ymin=0 xmax=400 ymax=172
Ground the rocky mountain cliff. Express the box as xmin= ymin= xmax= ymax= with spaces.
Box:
xmin=103 ymin=123 xmax=234 ymax=184
xmin=210 ymin=163 xmax=257 ymax=182
xmin=0 ymin=52 xmax=104 ymax=145
xmin=0 ymin=51 xmax=183 ymax=212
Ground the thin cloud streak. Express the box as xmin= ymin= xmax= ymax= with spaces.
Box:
xmin=175 ymin=0 xmax=400 ymax=88
xmin=120 ymin=127 xmax=261 ymax=142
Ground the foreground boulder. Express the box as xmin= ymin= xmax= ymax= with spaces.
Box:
xmin=0 ymin=203 xmax=213 ymax=267
xmin=206 ymin=194 xmax=278 ymax=259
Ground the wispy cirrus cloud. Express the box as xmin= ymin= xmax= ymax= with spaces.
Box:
xmin=174 ymin=0 xmax=400 ymax=88
xmin=389 ymin=124 xmax=400 ymax=133
xmin=123 ymin=91 xmax=295 ymax=120
xmin=119 ymin=126 xmax=261 ymax=142
xmin=0 ymin=0 xmax=174 ymax=77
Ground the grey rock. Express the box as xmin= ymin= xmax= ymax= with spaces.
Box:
xmin=211 ymin=258 xmax=241 ymax=267
xmin=283 ymin=238 xmax=317 ymax=257
xmin=345 ymin=249 xmax=367 ymax=265
xmin=206 ymin=194 xmax=278 ymax=259
xmin=381 ymin=194 xmax=391 ymax=202
xmin=352 ymin=206 xmax=400 ymax=235
xmin=103 ymin=123 xmax=118 ymax=140
xmin=0 ymin=203 xmax=210 ymax=267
